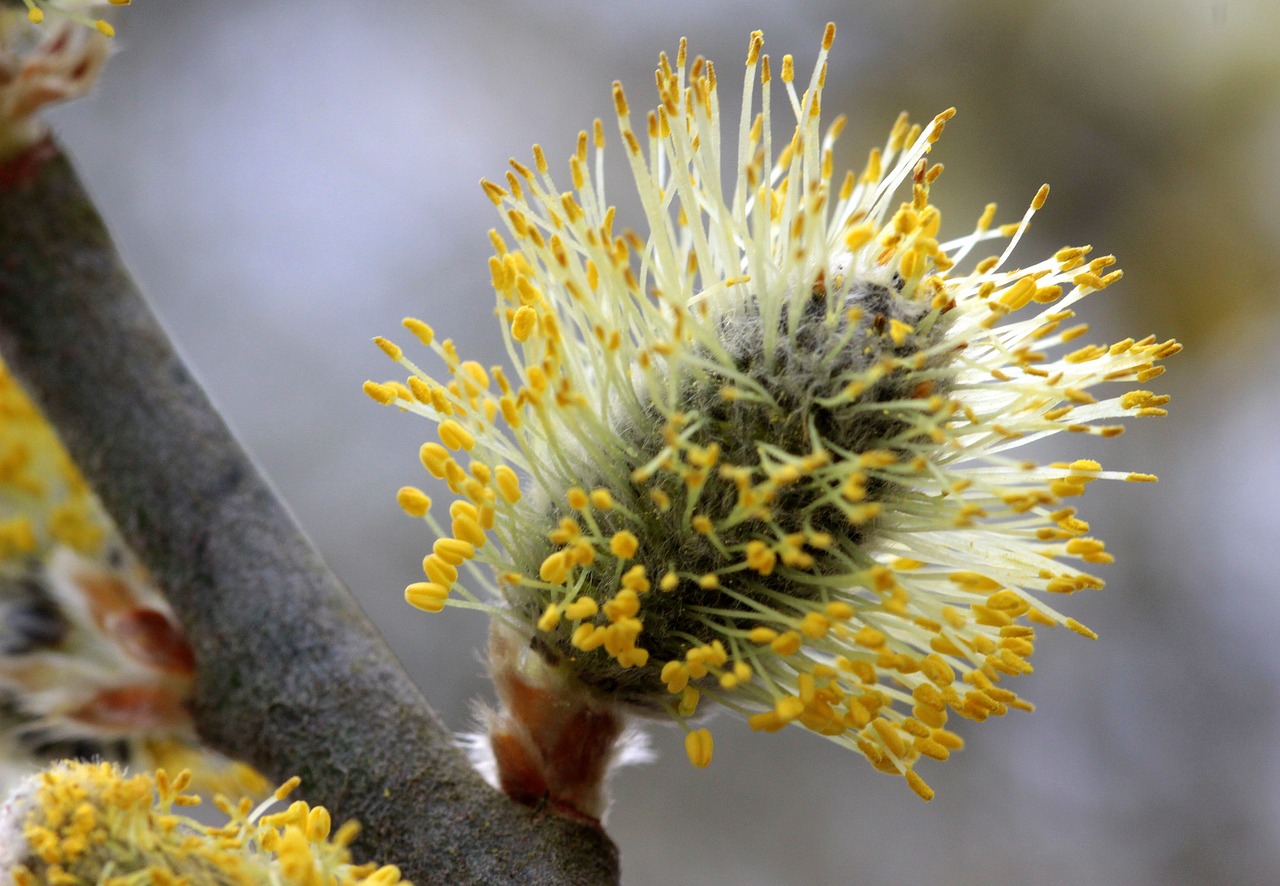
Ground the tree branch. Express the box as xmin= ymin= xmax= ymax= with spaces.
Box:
xmin=0 ymin=144 xmax=619 ymax=885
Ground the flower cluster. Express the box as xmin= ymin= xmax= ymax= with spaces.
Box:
xmin=0 ymin=760 xmax=406 ymax=884
xmin=366 ymin=24 xmax=1176 ymax=801
xmin=0 ymin=361 xmax=261 ymax=798
xmin=0 ymin=1 xmax=121 ymax=164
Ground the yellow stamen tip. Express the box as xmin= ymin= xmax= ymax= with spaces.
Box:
xmin=395 ymin=486 xmax=431 ymax=517
xmin=685 ymin=728 xmax=714 ymax=768
xmin=905 ymin=770 xmax=935 ymax=801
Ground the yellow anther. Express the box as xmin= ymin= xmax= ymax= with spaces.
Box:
xmin=433 ymin=537 xmax=475 ymax=566
xmin=986 ymin=589 xmax=1026 ymax=612
xmin=511 ymin=306 xmax=537 ymax=342
xmin=842 ymin=472 xmax=867 ymax=501
xmin=461 ymin=360 xmax=490 ymax=391
xmin=438 ymin=420 xmax=475 ymax=451
xmin=745 ymin=540 xmax=777 ymax=575
xmin=858 ymin=450 xmax=897 ymax=469
xmin=609 ymin=530 xmax=639 ymax=559
xmin=494 ymin=465 xmax=522 ymax=502
xmin=806 ymin=531 xmax=833 ymax=550
xmin=423 ymin=554 xmax=457 ymax=586
xmin=274 ymin=776 xmax=303 ymax=801
xmin=872 ymin=717 xmax=906 ymax=757
xmin=842 ymin=697 xmax=872 ymax=728
xmin=566 ymin=487 xmax=589 ymax=509
xmin=826 ymin=601 xmax=855 ymax=620
xmin=1066 ymin=537 xmax=1106 ymax=556
xmin=526 ymin=365 xmax=549 ymax=392
xmin=905 ymin=770 xmax=935 ymax=801
xmin=1065 ymin=618 xmax=1098 ymax=639
xmin=449 ymin=500 xmax=480 ymax=521
xmin=618 ymin=647 xmax=650 ymax=668
xmin=362 ymin=381 xmax=398 ymax=405
xmin=800 ymin=612 xmax=831 ymax=638
xmin=405 ymin=582 xmax=449 ymax=613
xmin=770 ymin=630 xmax=803 ymax=656
xmin=995 ymin=277 xmax=1035 ymax=312
xmin=499 ymin=395 xmax=521 ymax=427
xmin=659 ymin=571 xmax=679 ymax=592
xmin=797 ymin=673 xmax=816 ymax=705
xmin=401 ymin=317 xmax=435 ymax=345
xmin=853 ymin=626 xmax=886 ymax=648
xmin=604 ymin=618 xmax=642 ymax=655
xmin=821 ymin=21 xmax=836 ymax=50
xmin=536 ymin=604 xmax=561 ymax=632
xmin=568 ymin=538 xmax=595 ymax=566
xmin=589 ymin=488 xmax=615 ymax=509
xmin=396 ymin=486 xmax=431 ymax=517
xmin=685 ymin=729 xmax=714 ymax=768
xmin=452 ymin=514 xmax=487 ymax=548
xmin=921 ymin=654 xmax=955 ymax=686
xmin=603 ymin=589 xmax=641 ymax=621
xmin=1044 ymin=576 xmax=1078 ymax=594
xmin=622 ymin=564 xmax=650 ymax=593
xmin=771 ymin=464 xmax=801 ymax=485
xmin=306 ymin=805 xmax=333 ymax=841
xmin=661 ymin=659 xmax=686 ymax=682
xmin=373 ymin=336 xmax=403 ymax=361
xmin=678 ymin=686 xmax=700 ymax=717
xmin=407 ymin=376 xmax=432 ymax=402
xmin=1030 ymin=183 xmax=1050 ymax=210
xmin=948 ymin=571 xmax=1001 ymax=592
xmin=539 ymin=551 xmax=571 ymax=584
xmin=563 ymin=594 xmax=596 ymax=622
xmin=481 ymin=178 xmax=508 ymax=204
xmin=698 ymin=573 xmax=720 ymax=589
xmin=845 ymin=222 xmax=875 ymax=250
xmin=748 ymin=710 xmax=787 ymax=733
xmin=572 ymin=624 xmax=607 ymax=651
xmin=547 ymin=514 xmax=578 ymax=542
xmin=775 ymin=695 xmax=804 ymax=722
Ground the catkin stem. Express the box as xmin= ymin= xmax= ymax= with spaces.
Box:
xmin=0 ymin=143 xmax=619 ymax=885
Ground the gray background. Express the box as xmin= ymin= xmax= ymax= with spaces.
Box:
xmin=46 ymin=1 xmax=1280 ymax=884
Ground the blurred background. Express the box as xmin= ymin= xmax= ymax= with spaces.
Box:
xmin=45 ymin=1 xmax=1280 ymax=883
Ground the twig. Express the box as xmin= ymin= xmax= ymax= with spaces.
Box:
xmin=0 ymin=144 xmax=619 ymax=885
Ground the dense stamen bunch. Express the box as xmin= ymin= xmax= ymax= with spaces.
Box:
xmin=0 ymin=761 xmax=405 ymax=884
xmin=367 ymin=24 xmax=1176 ymax=801
xmin=0 ymin=1 xmax=122 ymax=165
xmin=0 ymin=363 xmax=261 ymax=797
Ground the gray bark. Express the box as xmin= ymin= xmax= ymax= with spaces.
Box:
xmin=0 ymin=144 xmax=619 ymax=885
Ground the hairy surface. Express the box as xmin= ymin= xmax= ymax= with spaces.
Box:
xmin=512 ymin=279 xmax=955 ymax=707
